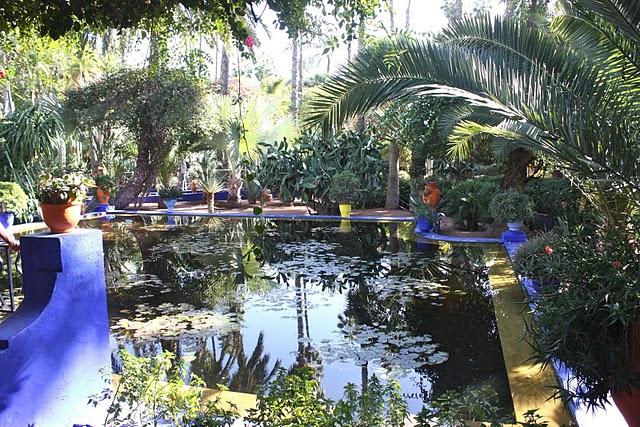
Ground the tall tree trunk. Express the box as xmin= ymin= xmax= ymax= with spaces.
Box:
xmin=148 ymin=21 xmax=168 ymax=69
xmin=206 ymin=192 xmax=215 ymax=213
xmin=405 ymin=0 xmax=411 ymax=29
xmin=501 ymin=147 xmax=533 ymax=190
xmin=387 ymin=0 xmax=395 ymax=32
xmin=114 ymin=137 xmax=159 ymax=209
xmin=385 ymin=141 xmax=400 ymax=209
xmin=356 ymin=18 xmax=366 ymax=131
xmin=220 ymin=43 xmax=229 ymax=95
xmin=2 ymin=85 xmax=14 ymax=115
xmin=290 ymin=35 xmax=299 ymax=121
xmin=297 ymin=33 xmax=303 ymax=108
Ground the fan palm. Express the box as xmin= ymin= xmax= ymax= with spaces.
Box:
xmin=195 ymin=152 xmax=225 ymax=213
xmin=303 ymin=0 xmax=640 ymax=222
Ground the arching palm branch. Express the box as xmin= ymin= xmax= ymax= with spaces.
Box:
xmin=304 ymin=3 xmax=640 ymax=215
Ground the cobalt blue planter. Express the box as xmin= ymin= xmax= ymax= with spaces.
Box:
xmin=92 ymin=204 xmax=110 ymax=213
xmin=416 ymin=217 xmax=433 ymax=233
xmin=214 ymin=190 xmax=229 ymax=201
xmin=0 ymin=211 xmax=15 ymax=229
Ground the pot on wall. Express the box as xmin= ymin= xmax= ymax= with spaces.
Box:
xmin=506 ymin=221 xmax=523 ymax=231
xmin=0 ymin=212 xmax=15 ymax=229
xmin=612 ymin=322 xmax=640 ymax=427
xmin=41 ymin=203 xmax=82 ymax=233
xmin=163 ymin=199 xmax=177 ymax=212
xmin=95 ymin=188 xmax=110 ymax=205
xmin=339 ymin=203 xmax=352 ymax=218
xmin=416 ymin=217 xmax=433 ymax=233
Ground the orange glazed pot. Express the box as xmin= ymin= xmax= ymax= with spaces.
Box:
xmin=41 ymin=203 xmax=82 ymax=233
xmin=95 ymin=188 xmax=110 ymax=204
xmin=612 ymin=322 xmax=640 ymax=427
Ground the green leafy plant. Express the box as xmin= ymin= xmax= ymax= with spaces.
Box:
xmin=91 ymin=350 xmax=237 ymax=427
xmin=94 ymin=175 xmax=114 ymax=193
xmin=247 ymin=367 xmax=408 ymax=427
xmin=528 ymin=226 xmax=640 ymax=408
xmin=490 ymin=189 xmax=534 ymax=223
xmin=37 ymin=171 xmax=93 ymax=205
xmin=440 ymin=178 xmax=499 ymax=230
xmin=158 ymin=186 xmax=182 ymax=201
xmin=512 ymin=231 xmax=563 ymax=284
xmin=411 ymin=194 xmax=440 ymax=225
xmin=328 ymin=171 xmax=360 ymax=205
xmin=0 ymin=181 xmax=29 ymax=216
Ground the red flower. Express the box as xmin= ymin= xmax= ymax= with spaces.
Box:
xmin=544 ymin=245 xmax=553 ymax=255
xmin=245 ymin=35 xmax=255 ymax=48
xmin=0 ymin=70 xmax=6 ymax=79
xmin=612 ymin=260 xmax=623 ymax=269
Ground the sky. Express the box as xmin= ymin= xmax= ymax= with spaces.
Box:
xmin=254 ymin=0 xmax=506 ymax=78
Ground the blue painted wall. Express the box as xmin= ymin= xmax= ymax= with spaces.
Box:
xmin=0 ymin=229 xmax=110 ymax=426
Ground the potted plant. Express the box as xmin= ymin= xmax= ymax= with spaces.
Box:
xmin=94 ymin=175 xmax=114 ymax=205
xmin=328 ymin=171 xmax=360 ymax=217
xmin=512 ymin=231 xmax=563 ymax=292
xmin=490 ymin=189 xmax=534 ymax=231
xmin=0 ymin=181 xmax=29 ymax=228
xmin=37 ymin=171 xmax=93 ymax=233
xmin=157 ymin=186 xmax=182 ymax=212
xmin=528 ymin=227 xmax=640 ymax=424
xmin=411 ymin=194 xmax=440 ymax=233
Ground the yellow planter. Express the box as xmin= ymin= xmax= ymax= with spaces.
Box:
xmin=339 ymin=204 xmax=352 ymax=217
xmin=339 ymin=220 xmax=352 ymax=233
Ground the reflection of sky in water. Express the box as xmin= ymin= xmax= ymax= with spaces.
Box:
xmin=101 ymin=218 xmax=512 ymax=416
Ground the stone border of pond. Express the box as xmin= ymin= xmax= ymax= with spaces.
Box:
xmin=111 ymin=209 xmax=415 ymax=222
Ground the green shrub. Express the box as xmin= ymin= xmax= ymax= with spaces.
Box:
xmin=524 ymin=178 xmax=580 ymax=218
xmin=247 ymin=367 xmax=409 ymax=427
xmin=440 ymin=177 xmax=500 ymax=230
xmin=490 ymin=190 xmax=534 ymax=223
xmin=529 ymin=227 xmax=640 ymax=407
xmin=512 ymin=231 xmax=563 ymax=283
xmin=0 ymin=181 xmax=29 ymax=216
xmin=158 ymin=186 xmax=182 ymax=200
xmin=94 ymin=175 xmax=114 ymax=192
xmin=328 ymin=171 xmax=360 ymax=204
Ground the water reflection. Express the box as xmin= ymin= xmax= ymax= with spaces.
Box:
xmin=93 ymin=216 xmax=512 ymax=414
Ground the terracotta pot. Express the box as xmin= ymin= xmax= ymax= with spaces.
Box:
xmin=422 ymin=181 xmax=441 ymax=210
xmin=612 ymin=322 xmax=640 ymax=426
xmin=96 ymin=187 xmax=110 ymax=205
xmin=41 ymin=203 xmax=82 ymax=233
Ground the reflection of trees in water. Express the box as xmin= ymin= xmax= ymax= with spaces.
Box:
xmin=190 ymin=331 xmax=281 ymax=394
xmin=103 ymin=217 xmax=509 ymax=409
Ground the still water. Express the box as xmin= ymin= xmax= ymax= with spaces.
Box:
xmin=95 ymin=216 xmax=512 ymax=416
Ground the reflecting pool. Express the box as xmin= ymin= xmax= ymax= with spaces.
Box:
xmin=92 ymin=216 xmax=513 ymax=416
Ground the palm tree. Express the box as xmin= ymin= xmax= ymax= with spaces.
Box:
xmin=303 ymin=1 xmax=640 ymax=221
xmin=194 ymin=152 xmax=225 ymax=213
